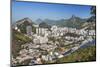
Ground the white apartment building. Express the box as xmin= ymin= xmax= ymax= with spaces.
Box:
xmin=36 ymin=27 xmax=50 ymax=36
xmin=33 ymin=35 xmax=48 ymax=44
xmin=89 ymin=30 xmax=95 ymax=35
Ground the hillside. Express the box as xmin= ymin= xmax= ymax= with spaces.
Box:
xmin=36 ymin=15 xmax=87 ymax=29
xmin=55 ymin=45 xmax=96 ymax=63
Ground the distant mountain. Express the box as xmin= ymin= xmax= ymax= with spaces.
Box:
xmin=35 ymin=18 xmax=58 ymax=25
xmin=44 ymin=19 xmax=58 ymax=25
xmin=39 ymin=22 xmax=51 ymax=28
xmin=13 ymin=15 xmax=88 ymax=30
xmin=35 ymin=18 xmax=43 ymax=24
xmin=41 ymin=15 xmax=87 ymax=29
xmin=16 ymin=18 xmax=33 ymax=25
xmin=59 ymin=15 xmax=87 ymax=28
xmin=14 ymin=18 xmax=35 ymax=34
xmin=13 ymin=17 xmax=36 ymax=28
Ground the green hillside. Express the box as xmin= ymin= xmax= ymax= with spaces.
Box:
xmin=55 ymin=45 xmax=96 ymax=63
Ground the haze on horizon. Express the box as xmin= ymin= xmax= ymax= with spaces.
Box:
xmin=12 ymin=0 xmax=92 ymax=23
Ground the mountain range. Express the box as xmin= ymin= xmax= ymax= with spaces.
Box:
xmin=35 ymin=15 xmax=87 ymax=29
xmin=13 ymin=15 xmax=88 ymax=29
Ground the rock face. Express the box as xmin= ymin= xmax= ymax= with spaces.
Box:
xmin=16 ymin=18 xmax=33 ymax=25
xmin=14 ymin=18 xmax=33 ymax=34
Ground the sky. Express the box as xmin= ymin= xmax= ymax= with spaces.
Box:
xmin=12 ymin=0 xmax=92 ymax=23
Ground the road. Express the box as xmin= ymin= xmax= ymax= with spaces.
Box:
xmin=63 ymin=38 xmax=95 ymax=56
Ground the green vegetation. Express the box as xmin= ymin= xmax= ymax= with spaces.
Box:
xmin=57 ymin=15 xmax=85 ymax=29
xmin=17 ymin=20 xmax=32 ymax=34
xmin=55 ymin=46 xmax=96 ymax=63
xmin=91 ymin=6 xmax=96 ymax=18
xmin=87 ymin=6 xmax=96 ymax=22
xmin=32 ymin=26 xmax=36 ymax=33
xmin=12 ymin=29 xmax=32 ymax=58
xmin=39 ymin=22 xmax=51 ymax=28
xmin=15 ymin=34 xmax=32 ymax=43
xmin=63 ymin=33 xmax=80 ymax=37
xmin=42 ymin=15 xmax=86 ymax=29
xmin=48 ymin=37 xmax=56 ymax=42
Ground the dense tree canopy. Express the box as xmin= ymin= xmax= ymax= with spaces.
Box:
xmin=87 ymin=6 xmax=96 ymax=22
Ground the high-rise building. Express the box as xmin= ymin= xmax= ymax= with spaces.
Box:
xmin=26 ymin=26 xmax=32 ymax=36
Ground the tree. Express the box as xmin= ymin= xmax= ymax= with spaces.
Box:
xmin=91 ymin=6 xmax=96 ymax=16
xmin=91 ymin=6 xmax=96 ymax=22
xmin=87 ymin=6 xmax=96 ymax=22
xmin=32 ymin=26 xmax=36 ymax=33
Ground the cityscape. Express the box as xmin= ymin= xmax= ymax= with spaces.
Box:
xmin=11 ymin=1 xmax=96 ymax=66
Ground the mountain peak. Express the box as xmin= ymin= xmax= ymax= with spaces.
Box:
xmin=72 ymin=15 xmax=76 ymax=18
xmin=16 ymin=17 xmax=33 ymax=25
xmin=36 ymin=18 xmax=43 ymax=24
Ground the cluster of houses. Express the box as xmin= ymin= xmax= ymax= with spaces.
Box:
xmin=33 ymin=25 xmax=95 ymax=38
xmin=12 ymin=19 xmax=96 ymax=65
